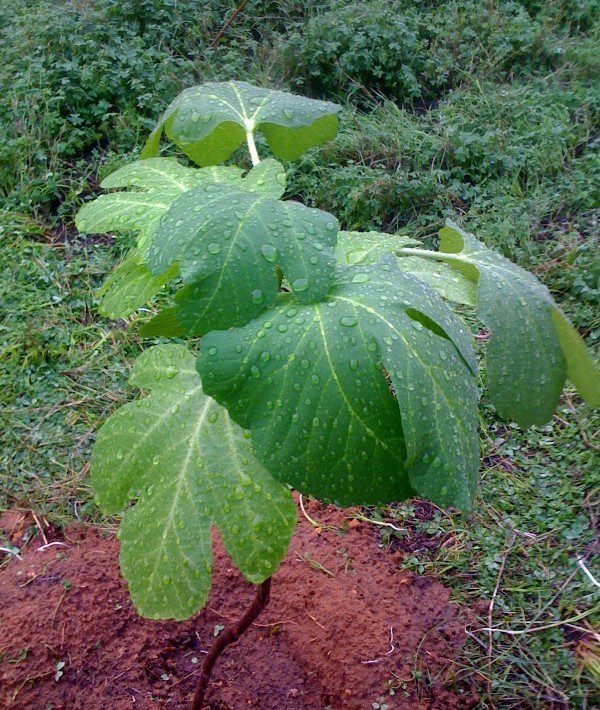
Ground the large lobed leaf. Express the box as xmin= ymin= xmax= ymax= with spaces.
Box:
xmin=399 ymin=221 xmax=600 ymax=426
xmin=76 ymin=158 xmax=288 ymax=319
xmin=91 ymin=344 xmax=297 ymax=620
xmin=142 ymin=183 xmax=339 ymax=337
xmin=76 ymin=157 xmax=286 ymax=243
xmin=141 ymin=81 xmax=341 ymax=165
xmin=198 ymin=259 xmax=479 ymax=510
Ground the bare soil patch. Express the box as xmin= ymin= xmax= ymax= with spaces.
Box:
xmin=0 ymin=499 xmax=475 ymax=708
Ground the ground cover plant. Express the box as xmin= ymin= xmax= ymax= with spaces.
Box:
xmin=73 ymin=80 xmax=599 ymax=703
xmin=2 ymin=1 xmax=599 ymax=706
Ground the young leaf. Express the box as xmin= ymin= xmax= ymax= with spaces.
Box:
xmin=335 ymin=230 xmax=476 ymax=306
xmin=198 ymin=259 xmax=479 ymax=510
xmin=397 ymin=257 xmax=477 ymax=307
xmin=100 ymin=157 xmax=245 ymax=198
xmin=76 ymin=192 xmax=171 ymax=240
xmin=435 ymin=221 xmax=599 ymax=424
xmin=91 ymin=344 xmax=297 ymax=620
xmin=140 ymin=81 xmax=341 ymax=165
xmin=144 ymin=185 xmax=339 ymax=336
xmin=97 ymin=251 xmax=179 ymax=319
xmin=76 ymin=158 xmax=285 ymax=248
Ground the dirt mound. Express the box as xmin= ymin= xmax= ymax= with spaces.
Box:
xmin=0 ymin=500 xmax=474 ymax=708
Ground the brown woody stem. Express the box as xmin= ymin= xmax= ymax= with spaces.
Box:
xmin=191 ymin=577 xmax=272 ymax=709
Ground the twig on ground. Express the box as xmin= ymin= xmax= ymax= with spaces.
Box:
xmin=30 ymin=511 xmax=48 ymax=546
xmin=565 ymin=393 xmax=599 ymax=451
xmin=298 ymin=494 xmax=321 ymax=528
xmin=576 ymin=556 xmax=600 ymax=589
xmin=210 ymin=0 xmax=248 ymax=48
xmin=307 ymin=614 xmax=326 ymax=630
xmin=387 ymin=626 xmax=395 ymax=655
xmin=51 ymin=588 xmax=68 ymax=622
xmin=352 ymin=512 xmax=405 ymax=532
xmin=479 ymin=603 xmax=600 ymax=636
xmin=296 ymin=551 xmax=334 ymax=577
xmin=36 ymin=542 xmax=69 ymax=552
xmin=487 ymin=532 xmax=516 ymax=709
xmin=361 ymin=626 xmax=395 ymax=664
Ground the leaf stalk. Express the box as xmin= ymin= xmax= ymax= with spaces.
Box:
xmin=245 ymin=124 xmax=261 ymax=166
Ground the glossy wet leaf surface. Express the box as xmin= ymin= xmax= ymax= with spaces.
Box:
xmin=334 ymin=230 xmax=419 ymax=266
xmin=141 ymin=81 xmax=341 ymax=165
xmin=336 ymin=230 xmax=476 ymax=305
xmin=396 ymin=256 xmax=477 ymax=306
xmin=97 ymin=251 xmax=179 ymax=319
xmin=77 ymin=158 xmax=285 ymax=245
xmin=91 ymin=344 xmax=296 ymax=620
xmin=198 ymin=259 xmax=478 ymax=510
xmin=76 ymin=191 xmax=171 ymax=243
xmin=144 ymin=185 xmax=339 ymax=336
xmin=437 ymin=221 xmax=599 ymax=424
xmin=78 ymin=158 xmax=289 ymax=319
xmin=101 ymin=157 xmax=245 ymax=198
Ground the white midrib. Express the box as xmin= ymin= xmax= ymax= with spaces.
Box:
xmin=145 ymin=395 xmax=213 ymax=599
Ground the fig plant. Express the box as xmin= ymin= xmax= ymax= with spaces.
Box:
xmin=76 ymin=81 xmax=599 ymax=706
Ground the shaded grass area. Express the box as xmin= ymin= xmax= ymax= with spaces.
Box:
xmin=1 ymin=0 xmax=598 ymax=706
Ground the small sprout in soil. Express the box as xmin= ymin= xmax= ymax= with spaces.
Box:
xmin=297 ymin=551 xmax=335 ymax=577
xmin=54 ymin=661 xmax=65 ymax=682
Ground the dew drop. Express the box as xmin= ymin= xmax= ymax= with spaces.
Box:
xmin=261 ymin=244 xmax=279 ymax=262
xmin=292 ymin=277 xmax=309 ymax=292
xmin=351 ymin=272 xmax=369 ymax=283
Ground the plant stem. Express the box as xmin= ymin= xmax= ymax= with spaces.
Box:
xmin=191 ymin=577 xmax=272 ymax=709
xmin=246 ymin=128 xmax=261 ymax=166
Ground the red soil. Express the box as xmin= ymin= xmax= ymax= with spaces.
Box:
xmin=0 ymin=500 xmax=475 ymax=708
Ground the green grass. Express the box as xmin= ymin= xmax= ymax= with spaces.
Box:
xmin=0 ymin=226 xmax=138 ymax=522
xmin=375 ymin=388 xmax=599 ymax=706
xmin=1 ymin=0 xmax=598 ymax=706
